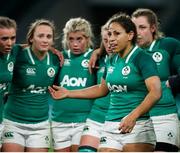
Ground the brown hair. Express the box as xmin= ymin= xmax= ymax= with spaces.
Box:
xmin=132 ymin=8 xmax=164 ymax=39
xmin=108 ymin=12 xmax=137 ymax=45
xmin=0 ymin=16 xmax=17 ymax=30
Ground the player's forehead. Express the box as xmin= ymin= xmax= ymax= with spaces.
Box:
xmin=132 ymin=16 xmax=150 ymax=26
xmin=0 ymin=28 xmax=16 ymax=37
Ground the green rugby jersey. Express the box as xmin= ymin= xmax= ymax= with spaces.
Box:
xmin=4 ymin=47 xmax=60 ymax=123
xmin=87 ymin=55 xmax=110 ymax=123
xmin=0 ymin=44 xmax=20 ymax=123
xmin=143 ymin=37 xmax=180 ymax=116
xmin=105 ymin=46 xmax=158 ymax=121
xmin=51 ymin=48 xmax=96 ymax=123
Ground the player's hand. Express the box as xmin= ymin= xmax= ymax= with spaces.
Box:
xmin=48 ymin=85 xmax=68 ymax=99
xmin=119 ymin=115 xmax=136 ymax=134
xmin=88 ymin=48 xmax=100 ymax=74
xmin=49 ymin=47 xmax=64 ymax=67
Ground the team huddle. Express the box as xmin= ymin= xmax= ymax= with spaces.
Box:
xmin=0 ymin=8 xmax=180 ymax=152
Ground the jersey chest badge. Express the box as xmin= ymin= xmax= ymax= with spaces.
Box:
xmin=81 ymin=59 xmax=89 ymax=68
xmin=7 ymin=61 xmax=14 ymax=72
xmin=122 ymin=66 xmax=131 ymax=76
xmin=152 ymin=52 xmax=163 ymax=63
xmin=47 ymin=67 xmax=55 ymax=78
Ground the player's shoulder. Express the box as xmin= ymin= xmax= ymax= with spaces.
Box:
xmin=134 ymin=47 xmax=153 ymax=63
xmin=159 ymin=36 xmax=180 ymax=44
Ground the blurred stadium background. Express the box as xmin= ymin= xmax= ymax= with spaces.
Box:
xmin=1 ymin=0 xmax=180 ymax=49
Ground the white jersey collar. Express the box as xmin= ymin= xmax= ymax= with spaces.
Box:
xmin=26 ymin=47 xmax=50 ymax=65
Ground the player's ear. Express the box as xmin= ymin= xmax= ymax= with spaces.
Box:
xmin=150 ymin=24 xmax=156 ymax=33
xmin=128 ymin=31 xmax=134 ymax=41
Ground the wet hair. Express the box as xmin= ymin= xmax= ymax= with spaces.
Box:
xmin=0 ymin=16 xmax=17 ymax=30
xmin=26 ymin=19 xmax=56 ymax=45
xmin=62 ymin=17 xmax=94 ymax=50
xmin=107 ymin=12 xmax=137 ymax=45
xmin=131 ymin=8 xmax=164 ymax=39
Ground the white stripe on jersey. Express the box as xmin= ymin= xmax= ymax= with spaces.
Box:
xmin=26 ymin=47 xmax=50 ymax=65
xmin=125 ymin=45 xmax=138 ymax=64
xmin=149 ymin=40 xmax=156 ymax=51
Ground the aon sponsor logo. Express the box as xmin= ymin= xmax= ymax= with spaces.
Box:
xmin=107 ymin=83 xmax=127 ymax=92
xmin=61 ymin=75 xmax=87 ymax=87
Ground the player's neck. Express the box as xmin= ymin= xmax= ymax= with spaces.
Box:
xmin=119 ymin=43 xmax=133 ymax=58
xmin=31 ymin=48 xmax=47 ymax=60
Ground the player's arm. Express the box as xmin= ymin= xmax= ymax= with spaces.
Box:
xmin=49 ymin=47 xmax=64 ymax=67
xmin=119 ymin=76 xmax=161 ymax=134
xmin=48 ymin=78 xmax=109 ymax=100
xmin=88 ymin=43 xmax=105 ymax=74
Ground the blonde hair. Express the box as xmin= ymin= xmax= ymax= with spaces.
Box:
xmin=62 ymin=17 xmax=94 ymax=50
xmin=26 ymin=19 xmax=56 ymax=45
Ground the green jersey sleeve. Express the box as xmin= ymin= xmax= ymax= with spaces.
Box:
xmin=134 ymin=51 xmax=158 ymax=80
